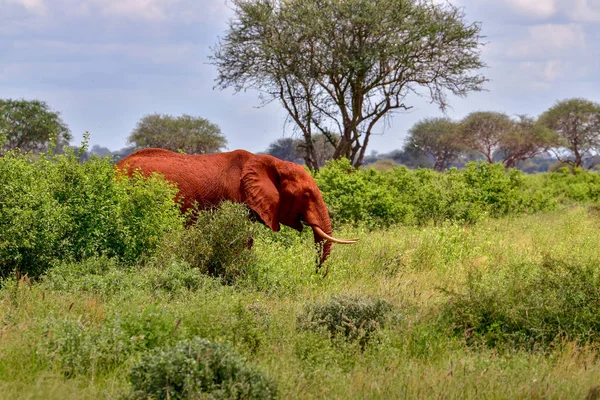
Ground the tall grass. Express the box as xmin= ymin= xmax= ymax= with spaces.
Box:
xmin=3 ymin=149 xmax=600 ymax=398
xmin=2 ymin=207 xmax=600 ymax=398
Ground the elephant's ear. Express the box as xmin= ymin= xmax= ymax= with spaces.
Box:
xmin=241 ymin=156 xmax=281 ymax=232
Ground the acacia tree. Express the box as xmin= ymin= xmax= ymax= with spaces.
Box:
xmin=499 ymin=115 xmax=556 ymax=169
xmin=404 ymin=117 xmax=463 ymax=171
xmin=265 ymin=133 xmax=337 ymax=166
xmin=538 ymin=98 xmax=600 ymax=168
xmin=0 ymin=99 xmax=71 ymax=153
xmin=128 ymin=114 xmax=227 ymax=154
xmin=457 ymin=111 xmax=514 ymax=164
xmin=211 ymin=0 xmax=486 ymax=170
xmin=296 ymin=133 xmax=338 ymax=167
xmin=265 ymin=137 xmax=303 ymax=162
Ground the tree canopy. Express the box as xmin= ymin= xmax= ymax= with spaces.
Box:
xmin=538 ymin=98 xmax=600 ymax=168
xmin=457 ymin=111 xmax=556 ymax=168
xmin=128 ymin=114 xmax=227 ymax=154
xmin=404 ymin=117 xmax=463 ymax=171
xmin=457 ymin=111 xmax=514 ymax=164
xmin=498 ymin=115 xmax=556 ymax=169
xmin=265 ymin=137 xmax=303 ymax=163
xmin=212 ymin=0 xmax=487 ymax=169
xmin=0 ymin=99 xmax=71 ymax=154
xmin=264 ymin=134 xmax=337 ymax=166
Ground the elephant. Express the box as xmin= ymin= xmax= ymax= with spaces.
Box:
xmin=116 ymin=148 xmax=356 ymax=274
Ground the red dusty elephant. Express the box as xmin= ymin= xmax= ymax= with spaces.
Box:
xmin=116 ymin=148 xmax=356 ymax=275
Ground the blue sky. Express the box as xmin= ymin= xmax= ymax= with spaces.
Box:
xmin=1 ymin=0 xmax=599 ymax=154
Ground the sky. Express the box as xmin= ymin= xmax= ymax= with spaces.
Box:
xmin=1 ymin=0 xmax=599 ymax=154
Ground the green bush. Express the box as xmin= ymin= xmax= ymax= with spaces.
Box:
xmin=42 ymin=304 xmax=180 ymax=378
xmin=0 ymin=149 xmax=183 ymax=277
xmin=315 ymin=159 xmax=555 ymax=228
xmin=42 ymin=257 xmax=215 ymax=298
xmin=158 ymin=202 xmax=257 ymax=284
xmin=297 ymin=295 xmax=394 ymax=346
xmin=128 ymin=337 xmax=277 ymax=400
xmin=534 ymin=168 xmax=600 ymax=203
xmin=441 ymin=256 xmax=600 ymax=348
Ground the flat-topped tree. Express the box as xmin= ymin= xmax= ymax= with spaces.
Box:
xmin=0 ymin=99 xmax=71 ymax=154
xmin=128 ymin=114 xmax=227 ymax=155
xmin=404 ymin=117 xmax=463 ymax=172
xmin=211 ymin=0 xmax=487 ymax=169
xmin=539 ymin=98 xmax=600 ymax=169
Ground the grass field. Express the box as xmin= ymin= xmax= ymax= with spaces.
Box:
xmin=2 ymin=206 xmax=600 ymax=399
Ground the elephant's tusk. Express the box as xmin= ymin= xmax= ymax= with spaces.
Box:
xmin=312 ymin=226 xmax=358 ymax=244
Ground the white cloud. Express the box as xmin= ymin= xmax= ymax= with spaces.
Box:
xmin=4 ymin=0 xmax=47 ymax=14
xmin=507 ymin=0 xmax=557 ymax=18
xmin=519 ymin=60 xmax=562 ymax=81
xmin=508 ymin=24 xmax=586 ymax=59
xmin=567 ymin=0 xmax=600 ymax=22
xmin=65 ymin=0 xmax=231 ymax=22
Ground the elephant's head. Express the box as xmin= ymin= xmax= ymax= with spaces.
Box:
xmin=241 ymin=154 xmax=356 ymax=273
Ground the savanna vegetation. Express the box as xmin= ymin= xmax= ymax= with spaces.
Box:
xmin=3 ymin=145 xmax=600 ymax=399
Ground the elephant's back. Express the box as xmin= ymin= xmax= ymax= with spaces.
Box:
xmin=116 ymin=148 xmax=253 ymax=210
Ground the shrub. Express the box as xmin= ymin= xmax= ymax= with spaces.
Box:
xmin=42 ymin=256 xmax=214 ymax=298
xmin=315 ymin=159 xmax=555 ymax=228
xmin=158 ymin=202 xmax=257 ymax=284
xmin=537 ymin=168 xmax=600 ymax=203
xmin=441 ymin=256 xmax=600 ymax=348
xmin=297 ymin=295 xmax=394 ymax=346
xmin=0 ymin=148 xmax=183 ymax=277
xmin=128 ymin=337 xmax=277 ymax=400
xmin=42 ymin=305 xmax=179 ymax=377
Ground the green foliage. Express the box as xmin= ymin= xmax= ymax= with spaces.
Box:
xmin=297 ymin=295 xmax=394 ymax=346
xmin=0 ymin=148 xmax=183 ymax=277
xmin=213 ymin=0 xmax=486 ymax=166
xmin=4 ymin=209 xmax=600 ymax=399
xmin=315 ymin=158 xmax=554 ymax=228
xmin=128 ymin=337 xmax=277 ymax=400
xmin=128 ymin=113 xmax=227 ymax=154
xmin=538 ymin=98 xmax=600 ymax=168
xmin=42 ymin=257 xmax=219 ymax=298
xmin=528 ymin=168 xmax=600 ymax=204
xmin=42 ymin=305 xmax=178 ymax=378
xmin=0 ymin=98 xmax=72 ymax=153
xmin=442 ymin=256 xmax=600 ymax=348
xmin=404 ymin=117 xmax=463 ymax=171
xmin=158 ymin=202 xmax=257 ymax=284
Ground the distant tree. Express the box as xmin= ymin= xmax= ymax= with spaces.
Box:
xmin=128 ymin=114 xmax=227 ymax=154
xmin=111 ymin=146 xmax=136 ymax=162
xmin=265 ymin=137 xmax=303 ymax=163
xmin=265 ymin=133 xmax=337 ymax=166
xmin=457 ymin=111 xmax=513 ymax=164
xmin=90 ymin=145 xmax=112 ymax=157
xmin=296 ymin=134 xmax=338 ymax=167
xmin=212 ymin=0 xmax=487 ymax=169
xmin=389 ymin=148 xmax=433 ymax=169
xmin=538 ymin=98 xmax=600 ymax=168
xmin=0 ymin=99 xmax=71 ymax=153
xmin=404 ymin=117 xmax=463 ymax=171
xmin=498 ymin=115 xmax=556 ymax=169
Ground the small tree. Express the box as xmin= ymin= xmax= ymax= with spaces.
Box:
xmin=296 ymin=133 xmax=338 ymax=167
xmin=538 ymin=98 xmax=600 ymax=168
xmin=404 ymin=117 xmax=463 ymax=171
xmin=128 ymin=114 xmax=227 ymax=154
xmin=499 ymin=115 xmax=556 ymax=169
xmin=265 ymin=137 xmax=303 ymax=163
xmin=212 ymin=0 xmax=487 ymax=169
xmin=0 ymin=99 xmax=71 ymax=154
xmin=457 ymin=112 xmax=514 ymax=164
